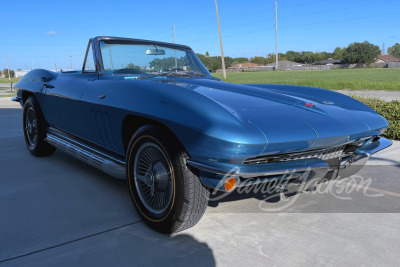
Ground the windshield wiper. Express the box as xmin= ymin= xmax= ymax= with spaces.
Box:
xmin=176 ymin=71 xmax=205 ymax=77
xmin=137 ymin=71 xmax=207 ymax=80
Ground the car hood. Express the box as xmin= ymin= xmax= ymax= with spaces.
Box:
xmin=170 ymin=78 xmax=388 ymax=153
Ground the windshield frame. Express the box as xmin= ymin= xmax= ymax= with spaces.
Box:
xmin=92 ymin=36 xmax=212 ymax=78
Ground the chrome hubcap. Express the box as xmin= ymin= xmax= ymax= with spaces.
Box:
xmin=25 ymin=107 xmax=38 ymax=146
xmin=134 ymin=142 xmax=173 ymax=214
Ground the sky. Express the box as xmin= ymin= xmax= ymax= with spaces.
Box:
xmin=1 ymin=0 xmax=399 ymax=70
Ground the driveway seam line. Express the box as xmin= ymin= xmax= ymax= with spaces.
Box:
xmin=0 ymin=220 xmax=142 ymax=264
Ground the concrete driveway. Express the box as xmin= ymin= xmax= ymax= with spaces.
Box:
xmin=1 ymin=98 xmax=399 ymax=266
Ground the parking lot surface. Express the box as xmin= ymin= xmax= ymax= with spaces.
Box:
xmin=1 ymin=98 xmax=399 ymax=266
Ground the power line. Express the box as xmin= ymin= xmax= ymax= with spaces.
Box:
xmin=280 ymin=0 xmax=397 ymax=19
xmin=154 ymin=0 xmax=398 ymax=43
xmin=279 ymin=10 xmax=400 ymax=29
xmin=186 ymin=10 xmax=400 ymax=43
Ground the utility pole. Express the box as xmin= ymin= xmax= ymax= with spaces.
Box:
xmin=173 ymin=24 xmax=177 ymax=69
xmin=382 ymin=42 xmax=385 ymax=55
xmin=274 ymin=1 xmax=278 ymax=70
xmin=69 ymin=54 xmax=72 ymax=70
xmin=55 ymin=63 xmax=58 ymax=72
xmin=215 ymin=0 xmax=226 ymax=79
xmin=5 ymin=53 xmax=11 ymax=81
xmin=4 ymin=53 xmax=11 ymax=81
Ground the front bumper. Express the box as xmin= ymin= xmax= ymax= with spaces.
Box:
xmin=188 ymin=137 xmax=392 ymax=191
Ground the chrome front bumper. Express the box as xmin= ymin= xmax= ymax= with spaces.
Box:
xmin=188 ymin=137 xmax=392 ymax=191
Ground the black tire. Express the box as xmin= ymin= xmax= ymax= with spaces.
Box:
xmin=23 ymin=96 xmax=56 ymax=157
xmin=126 ymin=125 xmax=209 ymax=233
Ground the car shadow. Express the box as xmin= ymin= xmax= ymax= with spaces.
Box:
xmin=207 ymin=185 xmax=301 ymax=207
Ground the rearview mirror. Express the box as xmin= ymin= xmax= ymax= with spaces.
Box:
xmin=146 ymin=49 xmax=165 ymax=55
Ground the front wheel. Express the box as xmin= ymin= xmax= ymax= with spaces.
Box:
xmin=126 ymin=125 xmax=209 ymax=233
xmin=23 ymin=96 xmax=55 ymax=157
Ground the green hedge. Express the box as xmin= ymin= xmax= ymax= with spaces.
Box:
xmin=352 ymin=96 xmax=400 ymax=140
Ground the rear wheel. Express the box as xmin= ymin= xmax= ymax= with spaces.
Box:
xmin=127 ymin=125 xmax=209 ymax=233
xmin=23 ymin=96 xmax=55 ymax=157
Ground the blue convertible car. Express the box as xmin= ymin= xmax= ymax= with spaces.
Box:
xmin=13 ymin=36 xmax=391 ymax=233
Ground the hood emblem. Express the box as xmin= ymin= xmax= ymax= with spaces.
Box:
xmin=305 ymin=103 xmax=313 ymax=108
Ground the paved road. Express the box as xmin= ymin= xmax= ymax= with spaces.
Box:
xmin=336 ymin=90 xmax=400 ymax=101
xmin=1 ymin=99 xmax=400 ymax=266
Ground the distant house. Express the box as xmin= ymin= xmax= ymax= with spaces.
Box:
xmin=314 ymin=59 xmax=342 ymax=65
xmin=376 ymin=55 xmax=400 ymax=63
xmin=14 ymin=70 xmax=29 ymax=78
xmin=264 ymin=60 xmax=304 ymax=67
xmin=228 ymin=62 xmax=261 ymax=69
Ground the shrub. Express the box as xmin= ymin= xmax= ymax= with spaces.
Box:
xmin=352 ymin=96 xmax=400 ymax=140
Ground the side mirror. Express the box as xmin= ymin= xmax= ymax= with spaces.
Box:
xmin=146 ymin=49 xmax=165 ymax=55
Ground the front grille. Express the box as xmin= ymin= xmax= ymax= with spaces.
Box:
xmin=243 ymin=145 xmax=346 ymax=164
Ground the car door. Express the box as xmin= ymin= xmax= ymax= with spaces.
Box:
xmin=43 ymin=73 xmax=97 ymax=137
xmin=43 ymin=41 xmax=98 ymax=139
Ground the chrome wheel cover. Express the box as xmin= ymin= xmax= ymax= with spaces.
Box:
xmin=25 ymin=107 xmax=38 ymax=147
xmin=134 ymin=142 xmax=174 ymax=214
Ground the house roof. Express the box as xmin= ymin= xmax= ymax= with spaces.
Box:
xmin=378 ymin=55 xmax=400 ymax=62
xmin=264 ymin=60 xmax=303 ymax=67
xmin=228 ymin=62 xmax=261 ymax=68
xmin=314 ymin=59 xmax=342 ymax=65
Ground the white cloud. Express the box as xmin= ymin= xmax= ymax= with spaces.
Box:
xmin=46 ymin=31 xmax=57 ymax=36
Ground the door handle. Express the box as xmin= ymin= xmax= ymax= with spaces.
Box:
xmin=43 ymin=83 xmax=55 ymax=89
xmin=98 ymin=93 xmax=106 ymax=99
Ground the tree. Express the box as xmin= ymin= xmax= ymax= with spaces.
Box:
xmin=149 ymin=57 xmax=186 ymax=71
xmin=196 ymin=54 xmax=235 ymax=72
xmin=125 ymin=63 xmax=141 ymax=69
xmin=2 ymin=69 xmax=15 ymax=78
xmin=333 ymin=47 xmax=346 ymax=59
xmin=388 ymin=43 xmax=400 ymax=58
xmin=232 ymin=57 xmax=249 ymax=64
xmin=250 ymin=56 xmax=267 ymax=65
xmin=205 ymin=51 xmax=210 ymax=57
xmin=264 ymin=53 xmax=287 ymax=64
xmin=342 ymin=41 xmax=381 ymax=64
xmin=281 ymin=51 xmax=330 ymax=64
xmin=0 ymin=69 xmax=2 ymax=77
xmin=284 ymin=51 xmax=298 ymax=62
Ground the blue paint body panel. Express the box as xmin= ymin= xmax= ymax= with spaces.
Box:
xmin=14 ymin=37 xmax=390 ymax=186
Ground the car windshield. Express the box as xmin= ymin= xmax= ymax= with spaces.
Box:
xmin=100 ymin=41 xmax=212 ymax=78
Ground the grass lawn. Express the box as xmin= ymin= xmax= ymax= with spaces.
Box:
xmin=213 ymin=68 xmax=400 ymax=91
xmin=0 ymin=94 xmax=15 ymax=98
xmin=0 ymin=78 xmax=20 ymax=83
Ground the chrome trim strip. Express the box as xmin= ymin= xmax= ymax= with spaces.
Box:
xmin=11 ymin=97 xmax=21 ymax=102
xmin=46 ymin=132 xmax=126 ymax=179
xmin=187 ymin=160 xmax=329 ymax=178
xmin=47 ymin=129 xmax=125 ymax=165
xmin=356 ymin=137 xmax=392 ymax=156
xmin=187 ymin=161 xmax=229 ymax=175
